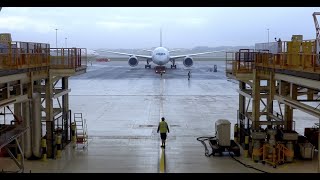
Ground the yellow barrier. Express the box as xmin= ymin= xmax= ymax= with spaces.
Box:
xmin=56 ymin=134 xmax=62 ymax=159
xmin=41 ymin=138 xmax=47 ymax=161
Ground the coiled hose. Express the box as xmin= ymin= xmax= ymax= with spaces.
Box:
xmin=196 ymin=136 xmax=269 ymax=173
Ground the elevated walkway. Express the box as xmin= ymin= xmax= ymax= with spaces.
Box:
xmin=0 ymin=33 xmax=88 ymax=159
xmin=226 ymin=40 xmax=320 ymax=81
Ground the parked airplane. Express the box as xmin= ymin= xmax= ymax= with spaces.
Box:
xmin=107 ymin=29 xmax=220 ymax=69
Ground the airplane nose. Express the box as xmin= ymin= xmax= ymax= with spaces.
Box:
xmin=158 ymin=59 xmax=166 ymax=65
xmin=153 ymin=55 xmax=168 ymax=65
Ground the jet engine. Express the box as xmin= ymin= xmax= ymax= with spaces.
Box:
xmin=183 ymin=56 xmax=193 ymax=67
xmin=128 ymin=56 xmax=139 ymax=67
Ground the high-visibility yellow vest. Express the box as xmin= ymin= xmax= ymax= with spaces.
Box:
xmin=159 ymin=121 xmax=168 ymax=133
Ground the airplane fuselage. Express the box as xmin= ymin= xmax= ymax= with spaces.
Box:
xmin=151 ymin=47 xmax=170 ymax=66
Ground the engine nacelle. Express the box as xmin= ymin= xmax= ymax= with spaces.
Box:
xmin=128 ymin=56 xmax=139 ymax=67
xmin=183 ymin=56 xmax=193 ymax=67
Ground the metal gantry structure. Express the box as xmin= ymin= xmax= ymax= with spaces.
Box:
xmin=0 ymin=33 xmax=87 ymax=172
xmin=313 ymin=12 xmax=320 ymax=57
xmin=312 ymin=11 xmax=320 ymax=173
xmin=226 ymin=13 xmax=320 ymax=170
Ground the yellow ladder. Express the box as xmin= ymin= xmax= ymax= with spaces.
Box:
xmin=74 ymin=113 xmax=88 ymax=149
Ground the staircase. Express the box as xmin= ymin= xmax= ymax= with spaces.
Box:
xmin=73 ymin=113 xmax=88 ymax=149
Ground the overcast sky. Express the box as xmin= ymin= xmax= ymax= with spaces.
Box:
xmin=0 ymin=7 xmax=319 ymax=49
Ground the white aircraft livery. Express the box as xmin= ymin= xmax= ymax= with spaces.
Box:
xmin=107 ymin=29 xmax=220 ymax=69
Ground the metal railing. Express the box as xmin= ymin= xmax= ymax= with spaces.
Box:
xmin=0 ymin=48 xmax=50 ymax=69
xmin=0 ymin=41 xmax=87 ymax=71
xmin=225 ymin=50 xmax=255 ymax=76
xmin=0 ymin=41 xmax=50 ymax=69
xmin=49 ymin=48 xmax=87 ymax=70
xmin=255 ymin=52 xmax=320 ymax=73
xmin=226 ymin=46 xmax=320 ymax=76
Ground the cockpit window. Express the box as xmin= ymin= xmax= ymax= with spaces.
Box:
xmin=156 ymin=52 xmax=166 ymax=56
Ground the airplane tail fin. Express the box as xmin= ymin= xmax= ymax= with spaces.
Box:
xmin=160 ymin=28 xmax=162 ymax=47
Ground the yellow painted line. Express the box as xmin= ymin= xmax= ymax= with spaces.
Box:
xmin=159 ymin=79 xmax=165 ymax=117
xmin=159 ymin=148 xmax=166 ymax=173
xmin=159 ymin=78 xmax=166 ymax=173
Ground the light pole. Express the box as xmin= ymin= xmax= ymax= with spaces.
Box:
xmin=65 ymin=37 xmax=67 ymax=48
xmin=267 ymin=28 xmax=270 ymax=50
xmin=55 ymin=28 xmax=58 ymax=48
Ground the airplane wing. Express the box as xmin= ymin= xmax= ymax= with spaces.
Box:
xmin=107 ymin=51 xmax=152 ymax=59
xmin=170 ymin=51 xmax=224 ymax=59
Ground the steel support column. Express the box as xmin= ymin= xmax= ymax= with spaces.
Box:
xmin=62 ymin=77 xmax=69 ymax=142
xmin=267 ymin=73 xmax=275 ymax=129
xmin=252 ymin=69 xmax=261 ymax=130
xmin=45 ymin=70 xmax=54 ymax=158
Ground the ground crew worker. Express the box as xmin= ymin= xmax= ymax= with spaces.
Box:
xmin=157 ymin=117 xmax=169 ymax=148
xmin=188 ymin=71 xmax=191 ymax=80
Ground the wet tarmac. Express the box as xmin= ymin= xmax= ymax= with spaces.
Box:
xmin=0 ymin=60 xmax=318 ymax=173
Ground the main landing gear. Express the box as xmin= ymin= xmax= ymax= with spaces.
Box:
xmin=171 ymin=60 xmax=176 ymax=69
xmin=145 ymin=60 xmax=151 ymax=68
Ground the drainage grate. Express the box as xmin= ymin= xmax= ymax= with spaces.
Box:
xmin=138 ymin=124 xmax=180 ymax=128
xmin=170 ymin=125 xmax=180 ymax=127
xmin=139 ymin=125 xmax=157 ymax=128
